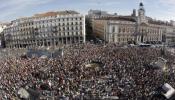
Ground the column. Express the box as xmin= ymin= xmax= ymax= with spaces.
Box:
xmin=78 ymin=36 xmax=80 ymax=43
xmin=66 ymin=37 xmax=68 ymax=45
xmin=42 ymin=40 xmax=44 ymax=46
xmin=53 ymin=39 xmax=56 ymax=47
xmin=70 ymin=37 xmax=72 ymax=44
xmin=62 ymin=38 xmax=64 ymax=45
xmin=83 ymin=15 xmax=86 ymax=43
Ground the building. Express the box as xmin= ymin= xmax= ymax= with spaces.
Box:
xmin=86 ymin=10 xmax=118 ymax=40
xmin=3 ymin=10 xmax=85 ymax=48
xmin=0 ymin=23 xmax=7 ymax=33
xmin=92 ymin=3 xmax=175 ymax=44
xmin=86 ymin=9 xmax=118 ymax=28
xmin=166 ymin=32 xmax=175 ymax=46
xmin=87 ymin=10 xmax=108 ymax=27
xmin=0 ymin=23 xmax=7 ymax=47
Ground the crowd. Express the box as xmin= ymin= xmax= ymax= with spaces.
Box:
xmin=0 ymin=43 xmax=175 ymax=100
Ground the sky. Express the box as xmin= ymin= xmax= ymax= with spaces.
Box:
xmin=0 ymin=0 xmax=175 ymax=22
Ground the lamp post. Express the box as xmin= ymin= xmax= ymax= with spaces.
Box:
xmin=162 ymin=59 xmax=168 ymax=83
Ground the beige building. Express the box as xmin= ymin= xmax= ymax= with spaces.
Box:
xmin=3 ymin=10 xmax=86 ymax=48
xmin=92 ymin=3 xmax=175 ymax=44
xmin=166 ymin=31 xmax=175 ymax=46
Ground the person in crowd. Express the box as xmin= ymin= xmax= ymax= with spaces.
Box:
xmin=0 ymin=43 xmax=175 ymax=99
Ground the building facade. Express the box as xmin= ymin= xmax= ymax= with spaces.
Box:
xmin=86 ymin=10 xmax=118 ymax=29
xmin=3 ymin=10 xmax=85 ymax=48
xmin=0 ymin=23 xmax=7 ymax=33
xmin=87 ymin=10 xmax=107 ymax=27
xmin=166 ymin=32 xmax=175 ymax=46
xmin=0 ymin=23 xmax=7 ymax=47
xmin=86 ymin=10 xmax=118 ymax=40
xmin=92 ymin=3 xmax=175 ymax=44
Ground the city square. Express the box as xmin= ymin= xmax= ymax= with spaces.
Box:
xmin=0 ymin=0 xmax=175 ymax=100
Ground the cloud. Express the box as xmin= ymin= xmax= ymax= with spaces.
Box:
xmin=159 ymin=0 xmax=175 ymax=5
xmin=0 ymin=0 xmax=54 ymax=21
xmin=157 ymin=0 xmax=175 ymax=20
xmin=0 ymin=0 xmax=175 ymax=21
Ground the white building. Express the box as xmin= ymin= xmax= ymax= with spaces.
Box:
xmin=0 ymin=23 xmax=6 ymax=34
xmin=3 ymin=10 xmax=86 ymax=48
xmin=0 ymin=23 xmax=7 ymax=47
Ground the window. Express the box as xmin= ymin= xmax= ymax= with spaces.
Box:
xmin=112 ymin=26 xmax=115 ymax=33
xmin=123 ymin=28 xmax=125 ymax=32
xmin=80 ymin=26 xmax=82 ymax=30
xmin=76 ymin=27 xmax=78 ymax=30
xmin=119 ymin=28 xmax=121 ymax=33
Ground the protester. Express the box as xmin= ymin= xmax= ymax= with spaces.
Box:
xmin=0 ymin=43 xmax=175 ymax=99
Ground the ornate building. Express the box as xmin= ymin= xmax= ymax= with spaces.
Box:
xmin=92 ymin=3 xmax=175 ymax=44
xmin=0 ymin=23 xmax=7 ymax=47
xmin=3 ymin=10 xmax=85 ymax=48
xmin=0 ymin=23 xmax=7 ymax=33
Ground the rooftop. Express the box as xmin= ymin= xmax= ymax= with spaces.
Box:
xmin=147 ymin=17 xmax=173 ymax=26
xmin=33 ymin=10 xmax=79 ymax=17
xmin=95 ymin=16 xmax=136 ymax=22
xmin=95 ymin=16 xmax=174 ymax=26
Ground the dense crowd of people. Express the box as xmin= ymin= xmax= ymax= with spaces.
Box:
xmin=0 ymin=43 xmax=175 ymax=99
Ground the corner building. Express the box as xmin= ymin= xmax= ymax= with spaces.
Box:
xmin=3 ymin=10 xmax=85 ymax=48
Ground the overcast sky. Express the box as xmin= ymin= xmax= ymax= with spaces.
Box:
xmin=0 ymin=0 xmax=175 ymax=22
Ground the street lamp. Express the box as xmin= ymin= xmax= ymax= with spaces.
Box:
xmin=162 ymin=59 xmax=168 ymax=83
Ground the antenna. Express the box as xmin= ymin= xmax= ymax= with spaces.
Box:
xmin=96 ymin=0 xmax=102 ymax=10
